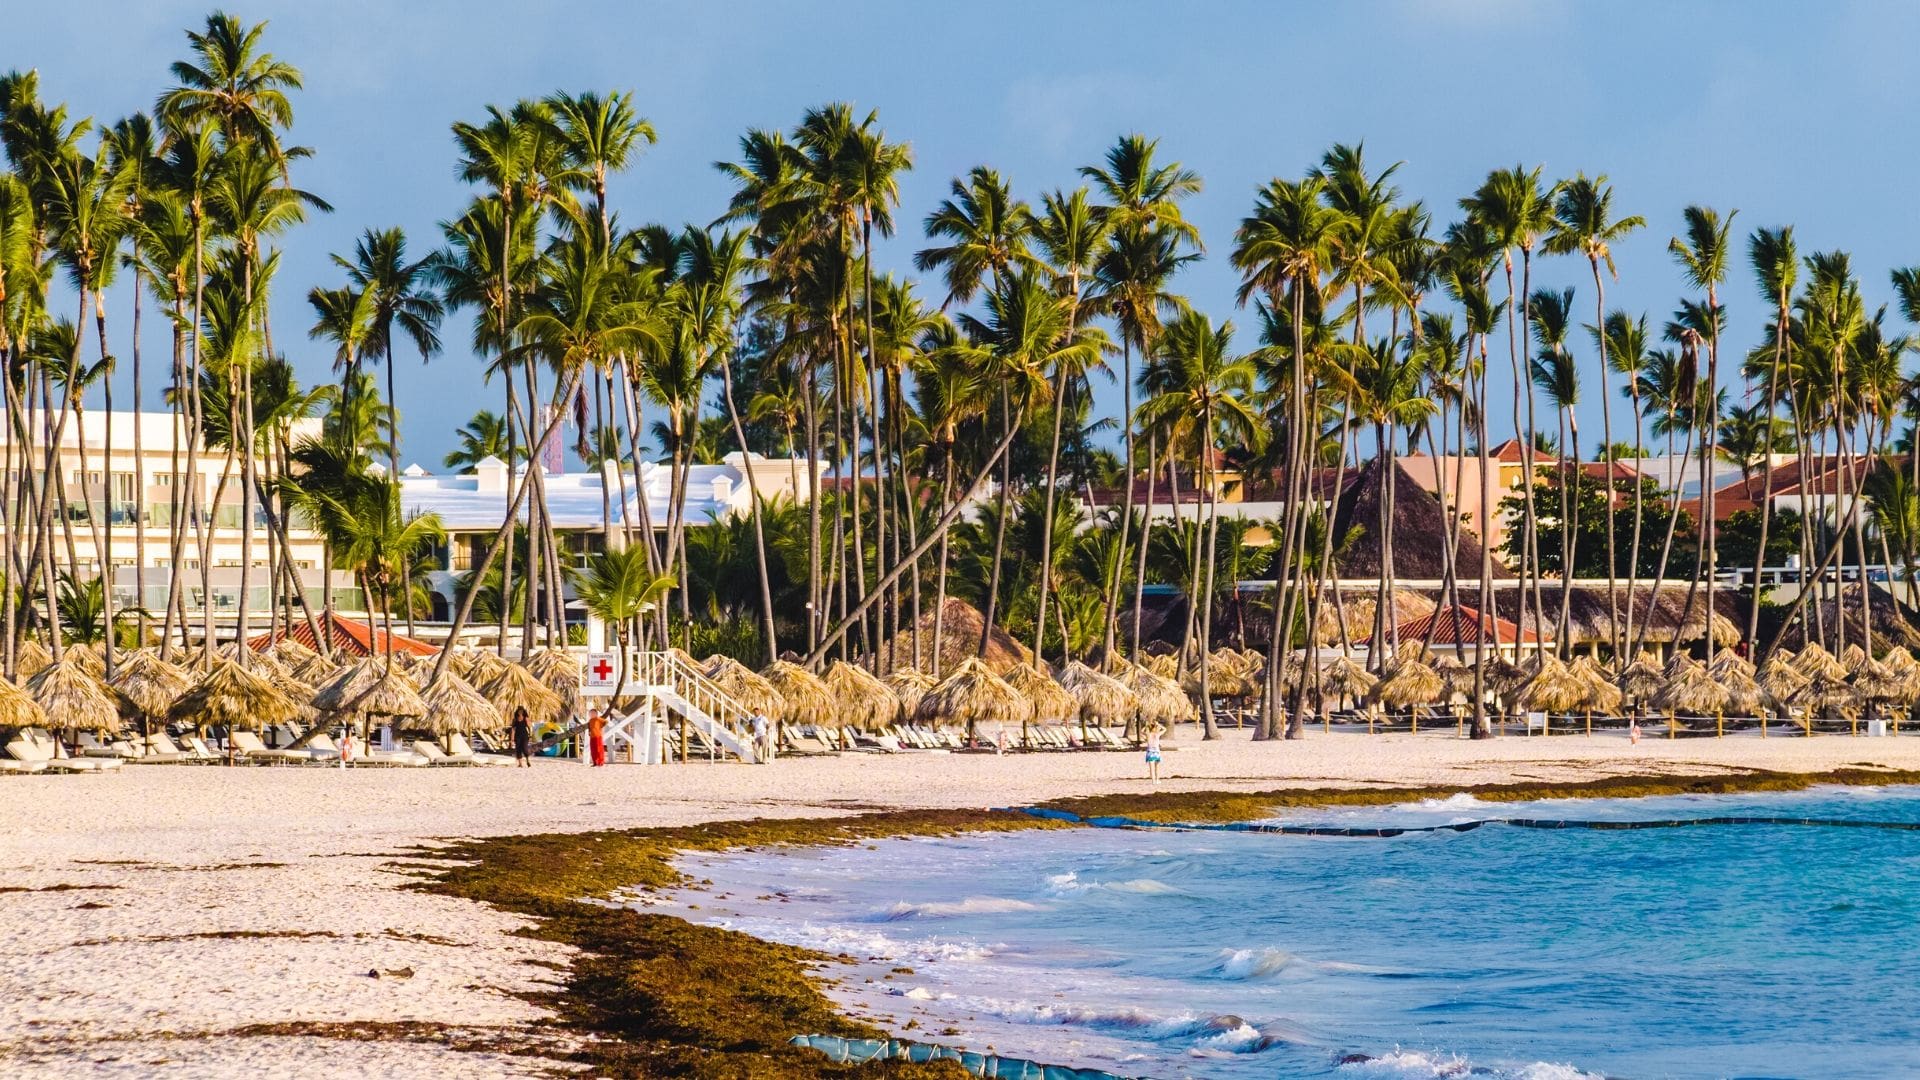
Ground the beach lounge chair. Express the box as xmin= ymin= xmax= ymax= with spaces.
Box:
xmin=446 ymin=732 xmax=514 ymax=766
xmin=784 ymin=727 xmax=839 ymax=755
xmin=126 ymin=732 xmax=190 ymax=763
xmin=1 ymin=731 xmax=49 ymax=773
xmin=183 ymin=735 xmax=222 ymax=761
xmin=9 ymin=730 xmax=121 ymax=773
xmin=409 ymin=740 xmax=472 ymax=766
xmin=227 ymin=730 xmax=298 ymax=764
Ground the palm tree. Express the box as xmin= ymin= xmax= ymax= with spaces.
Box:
xmin=333 ymin=227 xmax=442 ymax=476
xmin=1232 ymin=174 xmax=1349 ymax=739
xmin=155 ymin=11 xmax=303 ymax=162
xmin=1139 ymin=311 xmax=1260 ymax=736
xmin=1591 ymin=309 xmax=1651 ymax=646
xmin=1546 ymin=174 xmax=1643 ymax=651
xmin=1461 ymin=165 xmax=1559 ymax=660
xmin=1529 ymin=286 xmax=1581 ymax=650
xmin=1669 ymin=205 xmax=1737 ymax=654
xmin=1083 ymin=137 xmax=1202 ymax=660
xmin=1030 ymin=187 xmax=1109 ymax=661
xmin=445 ymin=410 xmax=512 ymax=471
xmin=958 ymin=270 xmax=1102 ymax=656
xmin=325 ymin=482 xmax=443 ymax=671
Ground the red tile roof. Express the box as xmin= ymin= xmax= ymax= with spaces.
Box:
xmin=1358 ymin=602 xmax=1545 ymax=646
xmin=248 ymin=613 xmax=439 ymax=658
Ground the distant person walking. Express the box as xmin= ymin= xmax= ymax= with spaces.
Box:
xmin=588 ymin=709 xmax=607 ymax=767
xmin=511 ymin=707 xmax=533 ymax=768
xmin=1144 ymin=723 xmax=1164 ymax=782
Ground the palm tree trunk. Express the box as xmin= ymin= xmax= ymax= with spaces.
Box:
xmin=978 ymin=388 xmax=1013 ymax=658
xmin=931 ymin=443 xmax=955 ymax=670
xmin=719 ymin=353 xmax=777 ymax=661
xmin=1130 ymin=434 xmax=1159 ymax=663
xmin=1104 ymin=339 xmax=1136 ymax=658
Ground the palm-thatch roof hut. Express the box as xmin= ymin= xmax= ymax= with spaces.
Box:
xmin=343 ymin=670 xmax=429 ymax=721
xmin=313 ymin=660 xmax=389 ymax=714
xmin=27 ymin=660 xmax=122 ymax=733
xmin=1374 ymin=659 xmax=1443 ymax=709
xmin=1315 ymin=589 xmax=1438 ymax=648
xmin=1755 ymin=654 xmax=1807 ymax=706
xmin=1056 ymin=661 xmax=1136 ymax=726
xmin=523 ymin=647 xmax=579 ymax=690
xmin=1122 ymin=666 xmax=1195 ymax=726
xmin=1615 ymin=653 xmax=1665 ymax=706
xmin=1319 ymin=654 xmax=1379 ymax=703
xmin=883 ymin=668 xmax=938 ymax=720
xmin=1792 ymin=643 xmax=1849 ymax=682
xmin=762 ymin=660 xmax=835 ymax=728
xmin=824 ymin=661 xmax=900 ymax=731
xmin=707 ymin=656 xmax=786 ymax=720
xmin=167 ymin=658 xmax=303 ymax=733
xmin=0 ymin=675 xmax=46 ymax=728
xmin=478 ymin=661 xmax=565 ymax=726
xmin=867 ymin=600 xmax=1035 ymax=676
xmin=1003 ymin=662 xmax=1077 ymax=726
xmin=1652 ymin=662 xmax=1732 ymax=719
xmin=13 ymin=638 xmax=52 ymax=682
xmin=109 ymin=650 xmax=192 ymax=727
xmin=1768 ymin=583 xmax=1920 ymax=653
xmin=1331 ymin=457 xmax=1509 ymax=580
xmin=1852 ymin=658 xmax=1909 ymax=704
xmin=1522 ymin=657 xmax=1588 ymax=714
xmin=417 ymin=672 xmax=503 ymax=736
xmin=917 ymin=657 xmax=1032 ymax=734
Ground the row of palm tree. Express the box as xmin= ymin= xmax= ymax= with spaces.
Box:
xmin=11 ymin=12 xmax=1920 ymax=746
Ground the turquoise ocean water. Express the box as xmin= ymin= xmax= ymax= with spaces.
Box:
xmin=673 ymin=787 xmax=1920 ymax=1079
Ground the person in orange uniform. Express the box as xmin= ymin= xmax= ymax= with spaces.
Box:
xmin=587 ymin=709 xmax=607 ymax=767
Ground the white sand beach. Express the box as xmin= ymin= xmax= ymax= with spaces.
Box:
xmin=8 ymin=731 xmax=1920 ymax=1077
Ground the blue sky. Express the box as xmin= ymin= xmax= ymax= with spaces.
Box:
xmin=18 ymin=1 xmax=1920 ymax=469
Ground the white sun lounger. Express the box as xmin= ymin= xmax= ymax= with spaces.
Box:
xmin=446 ymin=732 xmax=514 ymax=766
xmin=8 ymin=730 xmax=121 ymax=773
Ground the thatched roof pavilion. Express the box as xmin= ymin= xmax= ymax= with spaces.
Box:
xmin=417 ymin=673 xmax=503 ymax=735
xmin=706 ymin=656 xmax=785 ymax=720
xmin=917 ymin=657 xmax=1031 ymax=732
xmin=0 ymin=675 xmax=48 ymax=728
xmin=867 ymin=598 xmax=1033 ymax=676
xmin=1056 ymin=661 xmax=1136 ymax=725
xmin=1768 ymin=584 xmax=1920 ymax=653
xmin=1003 ymin=662 xmax=1076 ymax=725
xmin=1374 ymin=659 xmax=1443 ymax=708
xmin=478 ymin=661 xmax=565 ymax=725
xmin=825 ymin=661 xmax=900 ymax=731
xmin=1123 ymin=666 xmax=1194 ymax=725
xmin=167 ymin=659 xmax=303 ymax=733
xmin=762 ymin=660 xmax=835 ymax=728
xmin=13 ymin=638 xmax=51 ymax=681
xmin=883 ymin=668 xmax=938 ymax=720
xmin=27 ymin=660 xmax=122 ymax=733
xmin=1653 ymin=662 xmax=1732 ymax=715
xmin=109 ymin=650 xmax=192 ymax=724
xmin=1331 ymin=457 xmax=1509 ymax=580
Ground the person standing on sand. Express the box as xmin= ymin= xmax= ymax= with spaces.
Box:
xmin=511 ymin=707 xmax=533 ymax=768
xmin=587 ymin=709 xmax=607 ymax=767
xmin=750 ymin=712 xmax=770 ymax=762
xmin=1145 ymin=723 xmax=1163 ymax=782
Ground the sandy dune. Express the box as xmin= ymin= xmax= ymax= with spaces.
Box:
xmin=6 ymin=729 xmax=1918 ymax=1076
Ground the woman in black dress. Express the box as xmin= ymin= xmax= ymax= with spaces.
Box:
xmin=510 ymin=706 xmax=532 ymax=767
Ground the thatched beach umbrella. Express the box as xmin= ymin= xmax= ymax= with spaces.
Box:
xmin=1615 ymin=654 xmax=1665 ymax=705
xmin=27 ymin=660 xmax=122 ymax=735
xmin=342 ymin=669 xmax=428 ymax=723
xmin=1798 ymin=672 xmax=1856 ymax=736
xmin=444 ymin=648 xmax=478 ymax=679
xmin=917 ymin=657 xmax=1031 ymax=740
xmin=480 ymin=661 xmax=565 ymax=727
xmin=762 ymin=660 xmax=835 ymax=728
xmin=167 ymin=659 xmax=303 ymax=742
xmin=883 ymin=668 xmax=938 ymax=721
xmin=1056 ymin=661 xmax=1136 ymax=729
xmin=268 ymin=637 xmax=319 ymax=666
xmin=1568 ymin=656 xmax=1623 ymax=733
xmin=417 ymin=672 xmax=502 ymax=737
xmin=464 ymin=652 xmax=512 ymax=694
xmin=1373 ymin=659 xmax=1442 ymax=733
xmin=1708 ymin=647 xmax=1754 ymax=680
xmin=1142 ymin=652 xmax=1180 ymax=680
xmin=523 ymin=648 xmax=582 ymax=707
xmin=708 ymin=656 xmax=786 ymax=721
xmin=108 ymin=650 xmax=192 ymax=733
xmin=1122 ymin=666 xmax=1195 ymax=730
xmin=1003 ymin=662 xmax=1076 ymax=735
xmin=313 ymin=659 xmax=390 ymax=714
xmin=1793 ymin=643 xmax=1847 ymax=682
xmin=1521 ymin=657 xmax=1587 ymax=731
xmin=14 ymin=638 xmax=52 ymax=682
xmin=1651 ymin=662 xmax=1730 ymax=739
xmin=0 ymin=675 xmax=47 ymax=728
xmin=825 ymin=661 xmax=900 ymax=732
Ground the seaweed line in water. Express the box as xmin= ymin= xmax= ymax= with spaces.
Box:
xmin=1016 ymin=806 xmax=1920 ymax=836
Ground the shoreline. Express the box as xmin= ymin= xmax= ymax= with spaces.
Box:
xmin=10 ymin=734 xmax=1920 ymax=1076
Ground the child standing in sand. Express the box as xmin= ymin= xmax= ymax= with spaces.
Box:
xmin=1144 ymin=723 xmax=1163 ymax=782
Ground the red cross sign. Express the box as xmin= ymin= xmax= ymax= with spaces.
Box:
xmin=582 ymin=652 xmax=619 ymax=694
